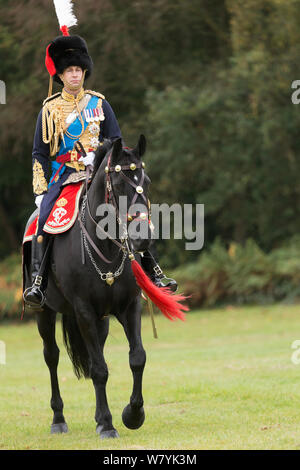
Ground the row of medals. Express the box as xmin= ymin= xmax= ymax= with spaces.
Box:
xmin=86 ymin=107 xmax=105 ymax=150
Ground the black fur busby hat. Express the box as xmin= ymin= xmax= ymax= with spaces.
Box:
xmin=45 ymin=1 xmax=93 ymax=93
xmin=46 ymin=35 xmax=93 ymax=85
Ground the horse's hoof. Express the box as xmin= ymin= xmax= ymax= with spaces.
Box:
xmin=122 ymin=404 xmax=145 ymax=430
xmin=96 ymin=425 xmax=119 ymax=439
xmin=51 ymin=422 xmax=68 ymax=434
xmin=100 ymin=429 xmax=120 ymax=439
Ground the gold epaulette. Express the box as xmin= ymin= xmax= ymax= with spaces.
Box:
xmin=42 ymin=92 xmax=61 ymax=107
xmin=85 ymin=90 xmax=105 ymax=100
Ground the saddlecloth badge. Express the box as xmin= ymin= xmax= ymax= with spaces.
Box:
xmin=57 ymin=197 xmax=68 ymax=207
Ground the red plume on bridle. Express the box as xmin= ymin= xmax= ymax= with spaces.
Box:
xmin=130 ymin=259 xmax=189 ymax=321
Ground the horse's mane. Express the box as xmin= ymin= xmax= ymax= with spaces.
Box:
xmin=92 ymin=139 xmax=114 ymax=177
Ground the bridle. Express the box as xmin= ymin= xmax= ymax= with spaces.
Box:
xmin=104 ymin=150 xmax=149 ymax=219
xmin=77 ymin=145 xmax=150 ymax=283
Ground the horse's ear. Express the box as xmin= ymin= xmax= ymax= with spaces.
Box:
xmin=110 ymin=137 xmax=123 ymax=165
xmin=134 ymin=134 xmax=146 ymax=158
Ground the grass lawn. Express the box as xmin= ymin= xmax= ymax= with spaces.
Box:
xmin=1 ymin=304 xmax=300 ymax=450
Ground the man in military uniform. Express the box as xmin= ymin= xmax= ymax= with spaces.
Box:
xmin=24 ymin=33 xmax=177 ymax=308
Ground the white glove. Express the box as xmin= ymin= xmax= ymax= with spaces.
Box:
xmin=35 ymin=195 xmax=44 ymax=209
xmin=78 ymin=151 xmax=95 ymax=167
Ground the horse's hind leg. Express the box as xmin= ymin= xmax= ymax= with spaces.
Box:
xmin=118 ymin=298 xmax=146 ymax=430
xmin=36 ymin=307 xmax=68 ymax=434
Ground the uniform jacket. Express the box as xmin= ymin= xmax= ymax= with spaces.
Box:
xmin=32 ymin=87 xmax=121 ymax=196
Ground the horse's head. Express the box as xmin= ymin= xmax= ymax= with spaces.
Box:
xmin=96 ymin=135 xmax=152 ymax=253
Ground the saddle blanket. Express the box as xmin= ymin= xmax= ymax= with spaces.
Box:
xmin=23 ymin=215 xmax=38 ymax=243
xmin=23 ymin=182 xmax=84 ymax=242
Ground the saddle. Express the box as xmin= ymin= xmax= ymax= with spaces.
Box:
xmin=22 ymin=181 xmax=85 ymax=317
xmin=23 ymin=181 xmax=84 ymax=243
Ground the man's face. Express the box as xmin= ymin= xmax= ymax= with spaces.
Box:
xmin=59 ymin=66 xmax=83 ymax=91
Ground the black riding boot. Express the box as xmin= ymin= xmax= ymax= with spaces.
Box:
xmin=23 ymin=234 xmax=50 ymax=308
xmin=141 ymin=247 xmax=178 ymax=292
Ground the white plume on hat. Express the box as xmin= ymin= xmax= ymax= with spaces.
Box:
xmin=53 ymin=0 xmax=78 ymax=33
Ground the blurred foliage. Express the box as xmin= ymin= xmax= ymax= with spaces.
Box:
xmin=172 ymin=235 xmax=300 ymax=308
xmin=0 ymin=253 xmax=23 ymax=320
xmin=144 ymin=0 xmax=300 ymax=266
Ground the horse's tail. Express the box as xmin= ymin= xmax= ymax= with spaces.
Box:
xmin=62 ymin=314 xmax=90 ymax=379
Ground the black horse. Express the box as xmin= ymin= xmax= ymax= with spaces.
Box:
xmin=23 ymin=135 xmax=186 ymax=439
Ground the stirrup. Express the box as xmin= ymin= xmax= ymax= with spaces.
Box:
xmin=141 ymin=274 xmax=178 ymax=301
xmin=23 ymin=287 xmax=45 ymax=309
xmin=150 ymin=265 xmax=178 ymax=292
xmin=153 ymin=265 xmax=177 ymax=288
xmin=23 ymin=276 xmax=46 ymax=309
xmin=154 ymin=276 xmax=178 ymax=292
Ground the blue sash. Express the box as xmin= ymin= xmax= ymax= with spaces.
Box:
xmin=48 ymin=95 xmax=99 ymax=187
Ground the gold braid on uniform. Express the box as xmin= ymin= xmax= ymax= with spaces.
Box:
xmin=33 ymin=159 xmax=48 ymax=195
xmin=42 ymin=71 xmax=87 ymax=156
xmin=42 ymin=103 xmax=65 ymax=156
xmin=63 ymin=87 xmax=85 ymax=141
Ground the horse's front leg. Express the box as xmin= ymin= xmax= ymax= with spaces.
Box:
xmin=74 ymin=301 xmax=119 ymax=439
xmin=118 ymin=297 xmax=146 ymax=429
xmin=36 ymin=307 xmax=68 ymax=434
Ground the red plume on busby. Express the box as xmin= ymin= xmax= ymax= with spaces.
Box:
xmin=45 ymin=1 xmax=93 ymax=93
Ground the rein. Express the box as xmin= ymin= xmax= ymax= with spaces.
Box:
xmin=77 ymin=145 xmax=149 ymax=283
